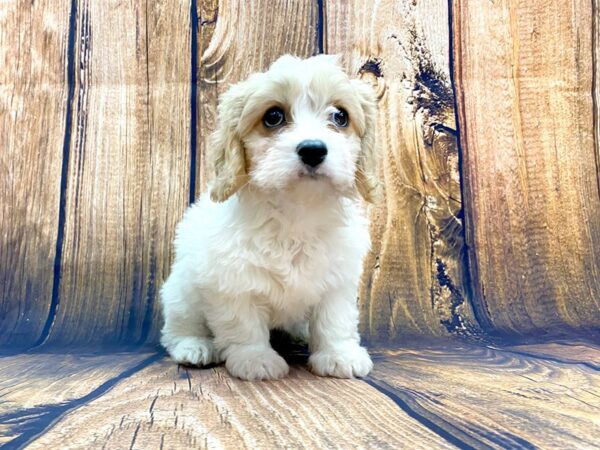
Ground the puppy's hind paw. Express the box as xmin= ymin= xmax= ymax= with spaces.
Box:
xmin=309 ymin=344 xmax=373 ymax=378
xmin=226 ymin=347 xmax=289 ymax=381
xmin=167 ymin=336 xmax=219 ymax=366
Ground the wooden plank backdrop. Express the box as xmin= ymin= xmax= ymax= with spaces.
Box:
xmin=327 ymin=0 xmax=480 ymax=342
xmin=0 ymin=1 xmax=71 ymax=347
xmin=197 ymin=0 xmax=319 ymax=192
xmin=453 ymin=0 xmax=600 ymax=336
xmin=1 ymin=0 xmax=599 ymax=348
xmin=45 ymin=0 xmax=192 ymax=347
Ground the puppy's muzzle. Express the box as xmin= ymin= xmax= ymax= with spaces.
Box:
xmin=297 ymin=139 xmax=327 ymax=168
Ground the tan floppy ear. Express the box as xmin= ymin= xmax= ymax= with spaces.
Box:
xmin=209 ymin=82 xmax=250 ymax=202
xmin=352 ymin=79 xmax=382 ymax=203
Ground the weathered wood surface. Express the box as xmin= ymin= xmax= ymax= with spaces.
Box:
xmin=1 ymin=0 xmax=599 ymax=348
xmin=326 ymin=0 xmax=479 ymax=341
xmin=196 ymin=0 xmax=318 ymax=193
xmin=453 ymin=0 xmax=600 ymax=335
xmin=0 ymin=1 xmax=70 ymax=347
xmin=1 ymin=343 xmax=598 ymax=449
xmin=508 ymin=341 xmax=600 ymax=369
xmin=0 ymin=351 xmax=158 ymax=446
xmin=44 ymin=0 xmax=191 ymax=346
xmin=23 ymin=359 xmax=453 ymax=450
xmin=369 ymin=344 xmax=600 ymax=449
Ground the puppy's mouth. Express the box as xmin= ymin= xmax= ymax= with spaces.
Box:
xmin=298 ymin=167 xmax=326 ymax=179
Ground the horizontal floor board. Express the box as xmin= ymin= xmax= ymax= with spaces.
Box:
xmin=0 ymin=350 xmax=159 ymax=447
xmin=1 ymin=342 xmax=599 ymax=449
xmin=506 ymin=342 xmax=600 ymax=369
xmin=23 ymin=359 xmax=453 ymax=450
xmin=369 ymin=344 xmax=600 ymax=449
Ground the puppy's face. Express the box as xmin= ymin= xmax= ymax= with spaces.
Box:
xmin=210 ymin=55 xmax=380 ymax=203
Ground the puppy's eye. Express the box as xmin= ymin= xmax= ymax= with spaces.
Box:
xmin=331 ymin=108 xmax=349 ymax=128
xmin=263 ymin=107 xmax=286 ymax=128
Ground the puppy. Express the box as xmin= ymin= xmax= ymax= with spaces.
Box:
xmin=160 ymin=54 xmax=380 ymax=380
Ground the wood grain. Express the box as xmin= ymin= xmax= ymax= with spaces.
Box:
xmin=1 ymin=0 xmax=599 ymax=351
xmin=5 ymin=344 xmax=598 ymax=449
xmin=0 ymin=1 xmax=70 ymax=347
xmin=325 ymin=0 xmax=480 ymax=341
xmin=24 ymin=358 xmax=454 ymax=450
xmin=508 ymin=341 xmax=600 ymax=368
xmin=43 ymin=0 xmax=191 ymax=346
xmin=453 ymin=0 xmax=600 ymax=335
xmin=369 ymin=344 xmax=600 ymax=449
xmin=596 ymin=1 xmax=600 ymax=193
xmin=196 ymin=0 xmax=318 ymax=193
xmin=0 ymin=351 xmax=157 ymax=446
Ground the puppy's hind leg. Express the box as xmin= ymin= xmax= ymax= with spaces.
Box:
xmin=160 ymin=275 xmax=222 ymax=366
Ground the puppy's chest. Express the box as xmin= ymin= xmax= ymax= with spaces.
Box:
xmin=249 ymin=231 xmax=341 ymax=304
xmin=262 ymin=237 xmax=330 ymax=290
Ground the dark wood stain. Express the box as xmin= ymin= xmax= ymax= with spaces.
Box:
xmin=359 ymin=58 xmax=384 ymax=78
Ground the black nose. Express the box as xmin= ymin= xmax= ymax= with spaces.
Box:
xmin=297 ymin=139 xmax=327 ymax=168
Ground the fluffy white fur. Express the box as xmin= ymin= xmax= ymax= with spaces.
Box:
xmin=160 ymin=54 xmax=380 ymax=380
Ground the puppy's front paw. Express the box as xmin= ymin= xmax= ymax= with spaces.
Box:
xmin=226 ymin=347 xmax=289 ymax=381
xmin=167 ymin=336 xmax=218 ymax=366
xmin=309 ymin=344 xmax=373 ymax=378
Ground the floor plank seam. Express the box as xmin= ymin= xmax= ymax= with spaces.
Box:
xmin=1 ymin=353 xmax=162 ymax=450
xmin=364 ymin=373 xmax=539 ymax=450
xmin=363 ymin=376 xmax=480 ymax=450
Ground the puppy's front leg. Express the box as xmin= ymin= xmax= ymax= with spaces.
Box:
xmin=209 ymin=296 xmax=289 ymax=381
xmin=309 ymin=286 xmax=373 ymax=378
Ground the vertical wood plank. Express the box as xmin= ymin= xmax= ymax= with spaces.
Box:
xmin=45 ymin=0 xmax=191 ymax=345
xmin=454 ymin=0 xmax=600 ymax=335
xmin=595 ymin=1 xmax=600 ymax=248
xmin=0 ymin=1 xmax=71 ymax=347
xmin=325 ymin=0 xmax=481 ymax=341
xmin=196 ymin=0 xmax=319 ymax=194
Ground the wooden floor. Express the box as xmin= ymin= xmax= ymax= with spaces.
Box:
xmin=1 ymin=341 xmax=599 ymax=449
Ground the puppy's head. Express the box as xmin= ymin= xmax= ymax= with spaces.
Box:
xmin=210 ymin=54 xmax=380 ymax=203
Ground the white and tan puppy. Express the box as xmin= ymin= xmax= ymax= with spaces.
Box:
xmin=160 ymin=54 xmax=380 ymax=380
